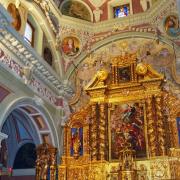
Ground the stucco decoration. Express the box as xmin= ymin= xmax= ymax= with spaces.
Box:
xmin=140 ymin=0 xmax=150 ymax=11
xmin=69 ymin=38 xmax=180 ymax=111
xmin=89 ymin=0 xmax=106 ymax=8
xmin=89 ymin=0 xmax=105 ymax=22
xmin=93 ymin=8 xmax=103 ymax=22
xmin=61 ymin=1 xmax=91 ymax=21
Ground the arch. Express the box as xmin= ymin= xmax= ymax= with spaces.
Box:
xmin=65 ymin=31 xmax=178 ymax=80
xmin=13 ymin=143 xmax=36 ymax=169
xmin=0 ymin=97 xmax=59 ymax=151
xmin=60 ymin=0 xmax=93 ymax=22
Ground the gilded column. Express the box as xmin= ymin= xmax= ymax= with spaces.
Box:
xmin=91 ymin=103 xmax=97 ymax=160
xmin=50 ymin=152 xmax=57 ymax=180
xmin=146 ymin=97 xmax=157 ymax=157
xmin=112 ymin=65 xmax=115 ymax=84
xmin=155 ymin=95 xmax=165 ymax=155
xmin=99 ymin=103 xmax=106 ymax=160
xmin=63 ymin=125 xmax=67 ymax=157
xmin=115 ymin=66 xmax=118 ymax=84
xmin=168 ymin=94 xmax=178 ymax=148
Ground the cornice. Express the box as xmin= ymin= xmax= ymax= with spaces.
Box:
xmin=31 ymin=0 xmax=176 ymax=36
xmin=54 ymin=0 xmax=176 ymax=33
xmin=0 ymin=4 xmax=73 ymax=103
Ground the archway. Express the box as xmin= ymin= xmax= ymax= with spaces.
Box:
xmin=13 ymin=143 xmax=36 ymax=169
xmin=0 ymin=102 xmax=58 ymax=171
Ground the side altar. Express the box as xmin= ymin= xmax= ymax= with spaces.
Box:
xmin=58 ymin=54 xmax=180 ymax=180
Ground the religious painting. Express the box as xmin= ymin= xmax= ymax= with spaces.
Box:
xmin=7 ymin=3 xmax=21 ymax=31
xmin=61 ymin=1 xmax=91 ymax=22
xmin=114 ymin=4 xmax=130 ymax=18
xmin=70 ymin=127 xmax=83 ymax=156
xmin=164 ymin=15 xmax=180 ymax=37
xmin=118 ymin=66 xmax=131 ymax=83
xmin=61 ymin=36 xmax=80 ymax=57
xmin=176 ymin=117 xmax=180 ymax=145
xmin=110 ymin=103 xmax=146 ymax=160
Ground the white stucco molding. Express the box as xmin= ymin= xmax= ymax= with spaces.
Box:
xmin=176 ymin=0 xmax=180 ymax=21
xmin=0 ymin=4 xmax=73 ymax=98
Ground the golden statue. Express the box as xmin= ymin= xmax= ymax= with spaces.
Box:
xmin=35 ymin=143 xmax=57 ymax=180
xmin=72 ymin=129 xmax=81 ymax=159
xmin=40 ymin=155 xmax=49 ymax=180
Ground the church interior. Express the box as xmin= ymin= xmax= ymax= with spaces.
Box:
xmin=0 ymin=0 xmax=180 ymax=179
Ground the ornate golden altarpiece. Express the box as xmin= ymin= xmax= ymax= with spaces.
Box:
xmin=58 ymin=54 xmax=180 ymax=180
xmin=36 ymin=143 xmax=57 ymax=180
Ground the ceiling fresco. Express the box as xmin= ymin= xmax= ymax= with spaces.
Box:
xmin=60 ymin=1 xmax=91 ymax=21
xmin=69 ymin=38 xmax=180 ymax=111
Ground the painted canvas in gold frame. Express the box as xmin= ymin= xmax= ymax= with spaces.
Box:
xmin=108 ymin=101 xmax=148 ymax=161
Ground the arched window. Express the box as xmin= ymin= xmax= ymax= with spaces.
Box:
xmin=147 ymin=1 xmax=150 ymax=9
xmin=43 ymin=47 xmax=53 ymax=66
xmin=24 ymin=20 xmax=35 ymax=46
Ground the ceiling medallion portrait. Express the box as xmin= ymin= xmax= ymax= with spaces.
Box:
xmin=7 ymin=3 xmax=21 ymax=31
xmin=61 ymin=36 xmax=81 ymax=57
xmin=164 ymin=15 xmax=180 ymax=37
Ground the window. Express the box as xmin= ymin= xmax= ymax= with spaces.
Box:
xmin=43 ymin=47 xmax=53 ymax=66
xmin=114 ymin=4 xmax=130 ymax=18
xmin=24 ymin=20 xmax=34 ymax=46
xmin=147 ymin=1 xmax=150 ymax=10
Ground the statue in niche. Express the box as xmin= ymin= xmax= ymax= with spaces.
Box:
xmin=164 ymin=15 xmax=180 ymax=37
xmin=71 ymin=127 xmax=83 ymax=159
xmin=7 ymin=3 xmax=21 ymax=31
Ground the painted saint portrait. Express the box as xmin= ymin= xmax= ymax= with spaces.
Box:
xmin=118 ymin=66 xmax=131 ymax=82
xmin=70 ymin=127 xmax=83 ymax=156
xmin=110 ymin=103 xmax=146 ymax=160
xmin=7 ymin=3 xmax=21 ymax=31
xmin=176 ymin=117 xmax=180 ymax=145
xmin=164 ymin=15 xmax=180 ymax=37
xmin=61 ymin=36 xmax=80 ymax=57
xmin=61 ymin=1 xmax=91 ymax=22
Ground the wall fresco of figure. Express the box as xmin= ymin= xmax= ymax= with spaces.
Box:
xmin=110 ymin=103 xmax=146 ymax=160
xmin=7 ymin=3 xmax=21 ymax=31
xmin=61 ymin=1 xmax=91 ymax=21
xmin=61 ymin=36 xmax=80 ymax=57
xmin=69 ymin=38 xmax=179 ymax=112
xmin=164 ymin=15 xmax=180 ymax=37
